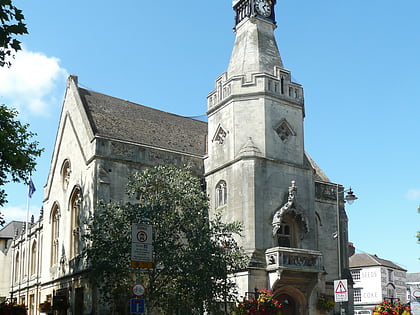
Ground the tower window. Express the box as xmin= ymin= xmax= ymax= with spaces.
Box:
xmin=280 ymin=77 xmax=284 ymax=94
xmin=216 ymin=181 xmax=227 ymax=208
xmin=277 ymin=222 xmax=291 ymax=247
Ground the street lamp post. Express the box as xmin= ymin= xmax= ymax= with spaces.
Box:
xmin=336 ymin=184 xmax=357 ymax=315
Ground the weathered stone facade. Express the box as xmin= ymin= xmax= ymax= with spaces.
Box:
xmin=4 ymin=1 xmax=352 ymax=314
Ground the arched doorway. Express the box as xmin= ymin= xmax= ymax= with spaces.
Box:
xmin=277 ymin=293 xmax=296 ymax=315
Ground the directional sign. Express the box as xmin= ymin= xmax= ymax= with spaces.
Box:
xmin=131 ymin=223 xmax=153 ymax=268
xmin=334 ymin=279 xmax=348 ymax=302
xmin=130 ymin=298 xmax=145 ymax=314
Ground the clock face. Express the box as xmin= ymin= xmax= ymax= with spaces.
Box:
xmin=255 ymin=0 xmax=272 ymax=17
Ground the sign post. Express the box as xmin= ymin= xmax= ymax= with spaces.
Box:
xmin=334 ymin=279 xmax=348 ymax=302
xmin=411 ymin=285 xmax=420 ymax=315
xmin=131 ymin=223 xmax=153 ymax=268
xmin=130 ymin=222 xmax=153 ymax=314
xmin=130 ymin=298 xmax=145 ymax=314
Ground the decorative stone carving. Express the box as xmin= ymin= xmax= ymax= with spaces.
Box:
xmin=272 ymin=180 xmax=297 ymax=237
xmin=111 ymin=141 xmax=134 ymax=158
xmin=212 ymin=124 xmax=228 ymax=145
xmin=239 ymin=137 xmax=262 ymax=156
xmin=274 ymin=119 xmax=295 ymax=142
xmin=315 ymin=182 xmax=336 ymax=201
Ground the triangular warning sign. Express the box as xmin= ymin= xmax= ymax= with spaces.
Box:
xmin=335 ymin=281 xmax=347 ymax=293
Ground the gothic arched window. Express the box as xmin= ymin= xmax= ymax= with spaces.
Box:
xmin=70 ymin=187 xmax=82 ymax=258
xmin=215 ymin=181 xmax=227 ymax=208
xmin=14 ymin=251 xmax=20 ymax=282
xmin=276 ymin=215 xmax=299 ymax=248
xmin=61 ymin=159 xmax=71 ymax=190
xmin=51 ymin=203 xmax=60 ymax=266
xmin=21 ymin=249 xmax=25 ymax=279
xmin=30 ymin=241 xmax=37 ymax=276
xmin=277 ymin=222 xmax=291 ymax=247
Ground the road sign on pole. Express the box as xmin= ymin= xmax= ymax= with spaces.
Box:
xmin=334 ymin=279 xmax=348 ymax=302
xmin=131 ymin=223 xmax=153 ymax=268
xmin=130 ymin=298 xmax=145 ymax=314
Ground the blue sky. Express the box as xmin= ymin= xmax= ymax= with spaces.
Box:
xmin=1 ymin=0 xmax=419 ymax=272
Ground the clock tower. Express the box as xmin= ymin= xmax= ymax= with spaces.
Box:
xmin=205 ymin=1 xmax=345 ymax=313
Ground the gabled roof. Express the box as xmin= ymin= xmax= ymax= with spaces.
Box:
xmin=0 ymin=221 xmax=24 ymax=239
xmin=406 ymin=273 xmax=420 ymax=283
xmin=349 ymin=253 xmax=406 ymax=271
xmin=78 ymin=88 xmax=208 ymax=157
xmin=305 ymin=153 xmax=330 ymax=182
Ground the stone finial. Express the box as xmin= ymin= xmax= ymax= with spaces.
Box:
xmin=272 ymin=180 xmax=297 ymax=236
xmin=239 ymin=137 xmax=262 ymax=156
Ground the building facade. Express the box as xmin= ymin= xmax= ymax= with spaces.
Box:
xmin=3 ymin=1 xmax=353 ymax=314
xmin=350 ymin=253 xmax=408 ymax=313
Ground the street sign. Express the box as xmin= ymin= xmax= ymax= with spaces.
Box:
xmin=132 ymin=283 xmax=146 ymax=297
xmin=131 ymin=223 xmax=153 ymax=268
xmin=334 ymin=279 xmax=348 ymax=302
xmin=411 ymin=285 xmax=420 ymax=315
xmin=130 ymin=298 xmax=145 ymax=314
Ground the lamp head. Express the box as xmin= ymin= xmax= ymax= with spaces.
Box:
xmin=344 ymin=188 xmax=358 ymax=205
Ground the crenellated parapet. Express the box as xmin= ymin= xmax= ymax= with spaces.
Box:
xmin=207 ymin=66 xmax=304 ymax=115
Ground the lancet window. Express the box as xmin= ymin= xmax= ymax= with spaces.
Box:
xmin=51 ymin=204 xmax=60 ymax=266
xmin=30 ymin=241 xmax=37 ymax=276
xmin=70 ymin=187 xmax=82 ymax=258
xmin=61 ymin=159 xmax=71 ymax=190
xmin=14 ymin=251 xmax=19 ymax=282
xmin=215 ymin=180 xmax=227 ymax=208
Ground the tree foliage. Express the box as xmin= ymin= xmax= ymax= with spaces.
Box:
xmin=0 ymin=0 xmax=32 ymax=226
xmin=0 ymin=105 xmax=43 ymax=213
xmin=417 ymin=205 xmax=419 ymax=243
xmin=84 ymin=165 xmax=248 ymax=314
xmin=0 ymin=0 xmax=28 ymax=67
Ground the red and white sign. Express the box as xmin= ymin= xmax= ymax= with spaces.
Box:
xmin=132 ymin=283 xmax=146 ymax=297
xmin=334 ymin=279 xmax=348 ymax=302
xmin=131 ymin=223 xmax=153 ymax=268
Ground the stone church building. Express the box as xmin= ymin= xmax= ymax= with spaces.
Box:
xmin=6 ymin=1 xmax=353 ymax=314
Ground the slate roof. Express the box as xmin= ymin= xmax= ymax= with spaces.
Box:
xmin=305 ymin=154 xmax=330 ymax=182
xmin=77 ymin=86 xmax=331 ymax=182
xmin=78 ymin=88 xmax=208 ymax=157
xmin=406 ymin=273 xmax=420 ymax=283
xmin=0 ymin=221 xmax=24 ymax=239
xmin=349 ymin=253 xmax=406 ymax=271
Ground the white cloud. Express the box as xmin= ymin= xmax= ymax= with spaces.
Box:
xmin=405 ymin=189 xmax=420 ymax=201
xmin=0 ymin=49 xmax=68 ymax=116
xmin=1 ymin=205 xmax=40 ymax=224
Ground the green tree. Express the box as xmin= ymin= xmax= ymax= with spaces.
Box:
xmin=416 ymin=205 xmax=419 ymax=262
xmin=84 ymin=165 xmax=248 ymax=314
xmin=0 ymin=0 xmax=28 ymax=67
xmin=1 ymin=0 xmax=32 ymax=226
xmin=0 ymin=105 xmax=43 ymax=224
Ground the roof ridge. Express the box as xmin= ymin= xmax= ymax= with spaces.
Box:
xmin=78 ymin=87 xmax=207 ymax=124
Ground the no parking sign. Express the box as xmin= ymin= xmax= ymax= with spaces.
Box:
xmin=131 ymin=223 xmax=153 ymax=268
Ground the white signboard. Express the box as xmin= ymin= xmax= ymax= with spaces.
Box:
xmin=131 ymin=223 xmax=153 ymax=268
xmin=411 ymin=285 xmax=420 ymax=315
xmin=334 ymin=279 xmax=348 ymax=302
